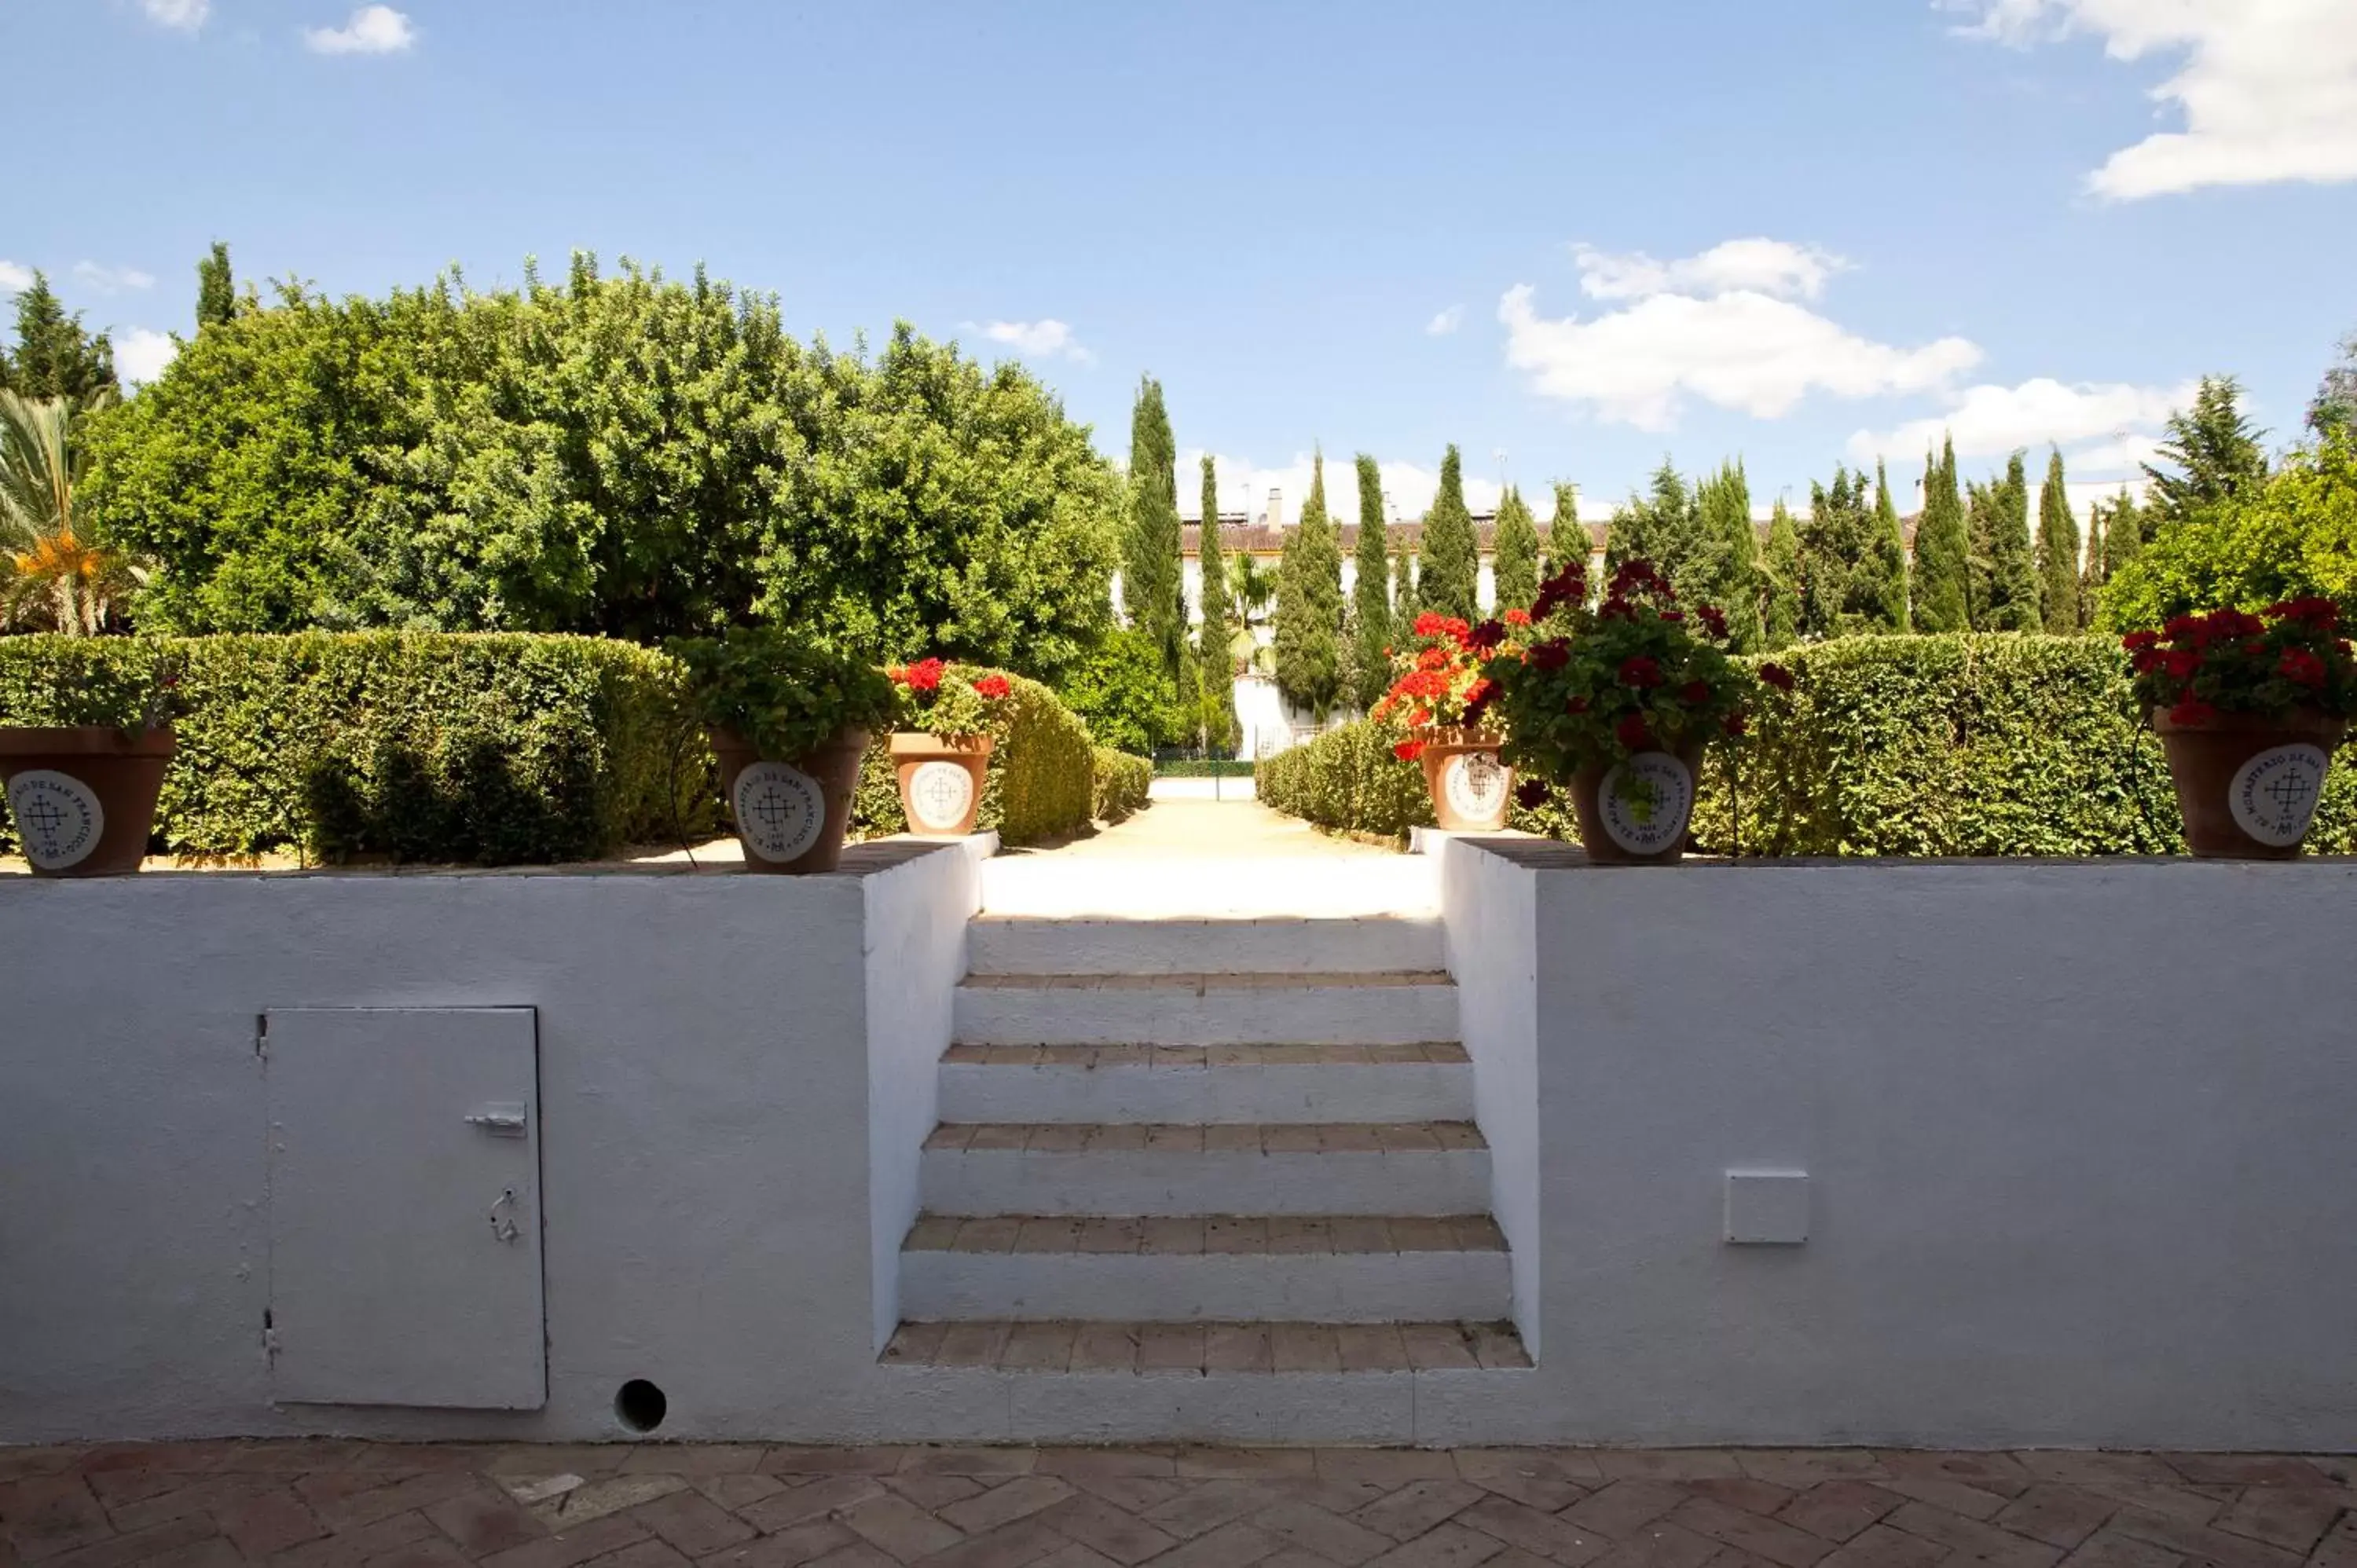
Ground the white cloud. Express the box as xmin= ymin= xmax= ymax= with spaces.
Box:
xmin=1945 ymin=0 xmax=2357 ymax=198
xmin=1846 ymin=376 xmax=2195 ymax=476
xmin=115 ymin=329 xmax=180 ymax=387
xmin=1572 ymin=238 xmax=1852 ymax=302
xmin=303 ymin=5 xmax=416 ymax=55
xmin=0 ymin=261 xmax=34 ymax=292
xmin=71 ymin=262 xmax=156 ymax=295
xmin=141 ymin=0 xmax=210 ymax=30
xmin=969 ymin=319 xmax=1094 ymax=365
xmin=1425 ymin=305 xmax=1465 ymax=336
xmin=1500 ymin=277 xmax=1981 ymax=432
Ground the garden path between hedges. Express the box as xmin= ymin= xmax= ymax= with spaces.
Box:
xmin=4 ymin=1439 xmax=2354 ymax=1568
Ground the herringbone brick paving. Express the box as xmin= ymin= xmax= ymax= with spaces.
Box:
xmin=6 ymin=1445 xmax=2355 ymax=1568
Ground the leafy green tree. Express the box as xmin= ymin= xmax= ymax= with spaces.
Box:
xmin=1274 ymin=449 xmax=1344 ymax=716
xmin=1762 ymin=498 xmax=1802 ymax=650
xmin=2143 ymin=376 xmax=2269 ymax=530
xmin=1417 ymin=443 xmax=1479 ymax=619
xmin=1605 ymin=457 xmax=1711 ymax=595
xmin=196 ymin=243 xmax=236 ymax=331
xmin=1195 ymin=454 xmax=1237 ymax=751
xmin=1692 ymin=461 xmax=1763 ymax=649
xmin=2102 ymin=489 xmax=2144 ymax=581
xmin=0 ymin=273 xmax=118 ymax=403
xmin=1911 ymin=437 xmax=1970 ymax=633
xmin=1977 ymin=452 xmax=2042 ymax=631
xmin=1058 ymin=625 xmax=1185 ymax=754
xmin=1350 ymin=453 xmax=1393 ymax=709
xmin=81 ymin=256 xmax=1122 ymax=679
xmin=1490 ymin=483 xmax=1540 ymax=614
xmin=1798 ymin=466 xmax=1901 ymax=636
xmin=2035 ymin=447 xmax=2079 ymax=632
xmin=1124 ymin=376 xmax=1184 ymax=677
xmin=2102 ymin=428 xmax=2357 ymax=630
xmin=2314 ymin=332 xmax=2357 ymax=440
xmin=1542 ymin=481 xmax=1581 ymax=579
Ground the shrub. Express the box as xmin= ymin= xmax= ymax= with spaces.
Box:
xmin=1092 ymin=747 xmax=1152 ymax=821
xmin=1153 ymin=758 xmax=1254 ymax=778
xmin=852 ymin=670 xmax=1095 ymax=845
xmin=1259 ymin=634 xmax=2357 ymax=855
xmin=0 ymin=632 xmax=712 ymax=863
xmin=668 ymin=627 xmax=899 ymax=758
xmin=1055 ymin=626 xmax=1185 ymax=754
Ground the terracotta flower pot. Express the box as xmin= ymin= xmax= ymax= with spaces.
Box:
xmin=0 ymin=727 xmax=176 ymax=877
xmin=1567 ymin=739 xmax=1706 ymax=865
xmin=708 ymin=725 xmax=869 ymax=874
xmin=2151 ymin=708 xmax=2344 ymax=859
xmin=1417 ymin=727 xmax=1513 ymax=831
xmin=889 ymin=731 xmax=993 ymax=837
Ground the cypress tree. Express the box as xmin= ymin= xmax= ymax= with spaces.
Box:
xmin=196 ymin=242 xmax=236 ymax=331
xmin=1274 ymin=449 xmax=1345 ymax=717
xmin=2102 ymin=489 xmax=2144 ymax=580
xmin=2077 ymin=499 xmax=2107 ymax=628
xmin=1196 ymin=455 xmax=1237 ymax=749
xmin=1542 ymin=481 xmax=1581 ymax=580
xmin=0 ymin=272 xmax=119 ymax=402
xmin=2036 ymin=447 xmax=2080 ymax=632
xmin=1798 ymin=467 xmax=1885 ymax=637
xmin=1870 ymin=460 xmax=1909 ymax=632
xmin=1694 ymin=462 xmax=1764 ymax=649
xmin=1417 ymin=444 xmax=1479 ymax=620
xmin=1351 ymin=453 xmax=1394 ymax=710
xmin=1491 ymin=485 xmax=1541 ymax=614
xmin=1123 ymin=376 xmax=1184 ymax=676
xmin=1607 ymin=458 xmax=1709 ymax=595
xmin=1983 ymin=451 xmax=2042 ymax=631
xmin=1763 ymin=498 xmax=1802 ymax=650
xmin=1391 ymin=542 xmax=1414 ymax=644
xmin=1911 ymin=437 xmax=1970 ymax=633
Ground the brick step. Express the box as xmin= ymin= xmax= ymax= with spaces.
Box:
xmin=900 ymin=1213 xmax=1510 ymax=1322
xmin=918 ymin=1122 xmax=1490 ymax=1216
xmin=881 ymin=1318 xmax=1531 ymax=1372
xmin=966 ymin=914 xmax=1446 ymax=976
xmin=951 ymin=971 xmax=1458 ymax=1046
xmin=937 ymin=1040 xmax=1473 ymax=1124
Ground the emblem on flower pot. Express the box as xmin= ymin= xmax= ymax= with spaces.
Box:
xmin=708 ymin=726 xmax=869 ymax=873
xmin=1475 ymin=559 xmax=1763 ymax=866
xmin=2124 ymin=599 xmax=2355 ymax=860
xmin=1416 ymin=727 xmax=1511 ymax=831
xmin=885 ymin=661 xmax=1010 ymax=838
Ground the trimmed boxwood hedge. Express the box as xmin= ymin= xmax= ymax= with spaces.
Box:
xmin=1258 ymin=635 xmax=2357 ymax=855
xmin=0 ymin=633 xmax=713 ymax=864
xmin=852 ymin=670 xmax=1102 ymax=845
xmin=1092 ymin=747 xmax=1153 ymax=822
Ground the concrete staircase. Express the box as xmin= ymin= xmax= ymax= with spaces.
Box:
xmin=884 ymin=914 xmax=1527 ymax=1376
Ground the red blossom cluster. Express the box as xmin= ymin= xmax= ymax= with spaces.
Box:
xmin=1374 ymin=606 xmax=1523 ymax=739
xmin=2123 ymin=598 xmax=2356 ymax=726
xmin=973 ymin=674 xmax=1012 ymax=699
xmin=889 ymin=657 xmax=947 ymax=693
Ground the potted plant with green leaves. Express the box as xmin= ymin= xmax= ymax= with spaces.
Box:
xmin=886 ymin=658 xmax=1012 ymax=837
xmin=1373 ymin=610 xmax=1522 ymax=830
xmin=669 ymin=628 xmax=899 ymax=874
xmin=0 ymin=651 xmax=185 ymax=877
xmin=1479 ymin=558 xmax=1763 ymax=864
xmin=2125 ymin=598 xmax=2355 ymax=858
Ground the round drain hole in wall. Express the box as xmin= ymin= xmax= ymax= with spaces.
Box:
xmin=614 ymin=1379 xmax=668 ymax=1434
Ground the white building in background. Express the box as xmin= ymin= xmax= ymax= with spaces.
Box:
xmin=1173 ymin=489 xmax=1607 ymax=759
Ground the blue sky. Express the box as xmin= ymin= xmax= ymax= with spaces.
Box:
xmin=9 ymin=0 xmax=2355 ymax=522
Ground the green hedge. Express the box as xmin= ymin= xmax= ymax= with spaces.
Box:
xmin=1257 ymin=635 xmax=2357 ymax=855
xmin=0 ymin=633 xmax=713 ymax=863
xmin=1093 ymin=747 xmax=1153 ymax=821
xmin=1153 ymin=758 xmax=1255 ymax=778
xmin=852 ymin=671 xmax=1098 ymax=845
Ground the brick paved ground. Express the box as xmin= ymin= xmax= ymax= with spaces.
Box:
xmin=5 ymin=1443 xmax=2355 ymax=1568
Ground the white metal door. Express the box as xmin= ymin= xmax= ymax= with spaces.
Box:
xmin=264 ymin=1006 xmax=546 ymax=1409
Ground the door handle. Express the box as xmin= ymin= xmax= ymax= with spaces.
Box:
xmin=465 ymin=1103 xmax=529 ymax=1137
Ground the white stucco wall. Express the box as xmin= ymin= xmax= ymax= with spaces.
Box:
xmin=0 ymin=847 xmax=987 ymax=1446
xmin=1425 ymin=841 xmax=2357 ymax=1450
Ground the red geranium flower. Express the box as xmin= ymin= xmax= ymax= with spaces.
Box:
xmin=2280 ymin=647 xmax=2328 ymax=687
xmin=1527 ymin=639 xmax=1571 ymax=670
xmin=1615 ymin=713 xmax=1654 ymax=749
xmin=2168 ymin=696 xmax=2218 ymax=726
xmin=1394 ymin=738 xmax=1425 ymax=761
xmin=2121 ymin=630 xmax=2161 ymax=652
xmin=1697 ymin=605 xmax=1728 ymax=639
xmin=1502 ymin=607 xmax=1532 ymax=627
xmin=1413 ymin=612 xmax=1449 ymax=638
xmin=1564 ymin=695 xmax=1589 ymax=715
xmin=2161 ymin=648 xmax=2198 ymax=680
xmin=1618 ymin=655 xmax=1663 ymax=688
xmin=1466 ymin=619 xmax=1508 ymax=653
xmin=973 ymin=673 xmax=1012 ymax=700
xmin=1660 ymin=610 xmax=1685 ymax=623
xmin=1678 ymin=680 xmax=1711 ymax=705
xmin=899 ymin=657 xmax=946 ymax=693
xmin=1723 ymin=712 xmax=1747 ymax=737
xmin=1760 ymin=662 xmax=1795 ymax=691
